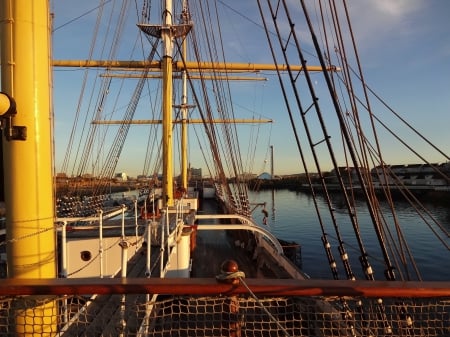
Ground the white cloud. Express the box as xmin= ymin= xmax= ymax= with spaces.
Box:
xmin=348 ymin=0 xmax=425 ymax=42
xmin=370 ymin=0 xmax=422 ymax=16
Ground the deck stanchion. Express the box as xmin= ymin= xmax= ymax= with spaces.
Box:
xmin=61 ymin=221 xmax=67 ymax=278
xmin=99 ymin=210 xmax=104 ymax=278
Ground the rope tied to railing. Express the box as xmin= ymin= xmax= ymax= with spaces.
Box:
xmin=216 ymin=270 xmax=246 ymax=282
xmin=216 ymin=259 xmax=292 ymax=337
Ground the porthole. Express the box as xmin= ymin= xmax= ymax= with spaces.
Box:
xmin=80 ymin=250 xmax=92 ymax=262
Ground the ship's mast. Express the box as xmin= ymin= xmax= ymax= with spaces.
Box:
xmin=1 ymin=0 xmax=57 ymax=334
xmin=161 ymin=0 xmax=175 ymax=206
xmin=138 ymin=1 xmax=193 ymax=206
xmin=180 ymin=1 xmax=190 ymax=191
xmin=1 ymin=0 xmax=56 ymax=279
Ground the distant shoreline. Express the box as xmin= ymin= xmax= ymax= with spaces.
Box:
xmin=247 ymin=178 xmax=450 ymax=205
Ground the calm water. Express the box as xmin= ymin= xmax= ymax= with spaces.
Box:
xmin=248 ymin=189 xmax=450 ymax=281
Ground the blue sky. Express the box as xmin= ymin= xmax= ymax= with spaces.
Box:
xmin=51 ymin=1 xmax=450 ymax=177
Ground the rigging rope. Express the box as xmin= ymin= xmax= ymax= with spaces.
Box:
xmin=60 ymin=0 xmax=107 ymax=175
xmin=257 ymin=0 xmax=356 ymax=281
xmin=60 ymin=0 xmax=163 ymax=202
xmin=176 ymin=1 xmax=254 ymax=214
xmin=75 ymin=0 xmax=129 ymax=178
xmin=94 ymin=41 xmax=159 ymax=196
xmin=301 ymin=0 xmax=397 ymax=280
xmin=255 ymin=0 xmax=448 ymax=282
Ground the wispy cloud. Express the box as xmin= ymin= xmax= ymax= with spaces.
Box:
xmin=348 ymin=0 xmax=425 ymax=49
xmin=370 ymin=0 xmax=422 ymax=16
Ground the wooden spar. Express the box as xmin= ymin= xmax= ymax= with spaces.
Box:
xmin=100 ymin=73 xmax=268 ymax=80
xmin=91 ymin=118 xmax=273 ymax=125
xmin=53 ymin=59 xmax=339 ymax=73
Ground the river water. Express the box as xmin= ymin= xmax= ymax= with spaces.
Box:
xmin=248 ymin=189 xmax=450 ymax=281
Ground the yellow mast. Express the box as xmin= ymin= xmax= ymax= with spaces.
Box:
xmin=161 ymin=0 xmax=174 ymax=206
xmin=180 ymin=3 xmax=189 ymax=191
xmin=138 ymin=1 xmax=193 ymax=206
xmin=1 ymin=0 xmax=56 ymax=279
xmin=1 ymin=0 xmax=57 ymax=335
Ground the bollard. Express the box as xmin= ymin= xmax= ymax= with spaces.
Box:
xmin=217 ymin=260 xmax=244 ymax=337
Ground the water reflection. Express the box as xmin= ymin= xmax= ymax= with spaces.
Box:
xmin=249 ymin=189 xmax=450 ymax=281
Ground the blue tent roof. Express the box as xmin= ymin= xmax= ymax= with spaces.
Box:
xmin=257 ymin=172 xmax=272 ymax=180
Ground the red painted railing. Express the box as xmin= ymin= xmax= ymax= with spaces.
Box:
xmin=1 ymin=278 xmax=449 ymax=297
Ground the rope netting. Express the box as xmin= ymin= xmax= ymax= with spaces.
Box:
xmin=0 ymin=293 xmax=448 ymax=336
